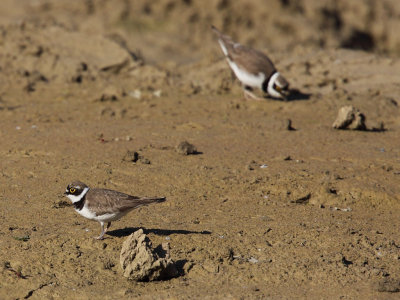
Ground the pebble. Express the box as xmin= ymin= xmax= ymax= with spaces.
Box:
xmin=176 ymin=141 xmax=198 ymax=155
xmin=153 ymin=90 xmax=162 ymax=97
xmin=129 ymin=90 xmax=141 ymax=99
xmin=248 ymin=257 xmax=259 ymax=264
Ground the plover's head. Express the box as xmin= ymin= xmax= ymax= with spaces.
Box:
xmin=265 ymin=72 xmax=290 ymax=99
xmin=65 ymin=181 xmax=89 ymax=203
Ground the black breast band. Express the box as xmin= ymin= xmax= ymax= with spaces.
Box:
xmin=73 ymin=194 xmax=86 ymax=211
xmin=262 ymin=71 xmax=277 ymax=93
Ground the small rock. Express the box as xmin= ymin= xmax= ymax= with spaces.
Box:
xmin=103 ymin=259 xmax=115 ymax=270
xmin=120 ymin=229 xmax=178 ymax=281
xmin=129 ymin=90 xmax=142 ymax=99
xmin=153 ymin=90 xmax=162 ymax=97
xmin=123 ymin=151 xmax=139 ymax=163
xmin=100 ymin=107 xmax=116 ymax=117
xmin=248 ymin=257 xmax=259 ymax=264
xmin=98 ymin=86 xmax=119 ymax=102
xmin=332 ymin=106 xmax=366 ymax=130
xmin=176 ymin=141 xmax=198 ymax=155
xmin=140 ymin=158 xmax=151 ymax=164
xmin=246 ymin=160 xmax=258 ymax=170
xmin=291 ymin=193 xmax=311 ymax=204
xmin=122 ymin=151 xmax=150 ymax=164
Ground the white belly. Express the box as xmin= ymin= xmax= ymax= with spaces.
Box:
xmin=228 ymin=59 xmax=265 ymax=89
xmin=75 ymin=204 xmax=128 ymax=223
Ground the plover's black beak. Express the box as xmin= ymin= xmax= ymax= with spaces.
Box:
xmin=274 ymin=85 xmax=287 ymax=100
xmin=280 ymin=88 xmax=290 ymax=101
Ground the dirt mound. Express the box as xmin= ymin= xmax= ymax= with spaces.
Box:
xmin=0 ymin=21 xmax=140 ymax=89
xmin=120 ymin=229 xmax=178 ymax=281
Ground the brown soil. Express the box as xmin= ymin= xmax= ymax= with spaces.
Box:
xmin=1 ymin=1 xmax=400 ymax=299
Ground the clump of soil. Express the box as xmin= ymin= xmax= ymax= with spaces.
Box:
xmin=176 ymin=141 xmax=198 ymax=155
xmin=122 ymin=151 xmax=151 ymax=164
xmin=120 ymin=229 xmax=178 ymax=281
xmin=332 ymin=105 xmax=366 ymax=130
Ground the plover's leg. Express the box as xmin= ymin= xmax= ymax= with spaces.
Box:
xmin=243 ymin=86 xmax=263 ymax=101
xmin=96 ymin=222 xmax=105 ymax=240
xmin=104 ymin=222 xmax=112 ymax=233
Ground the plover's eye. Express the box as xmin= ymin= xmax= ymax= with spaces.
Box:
xmin=273 ymin=83 xmax=281 ymax=92
xmin=69 ymin=188 xmax=76 ymax=194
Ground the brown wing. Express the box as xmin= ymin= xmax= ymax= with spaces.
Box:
xmin=229 ymin=44 xmax=276 ymax=77
xmin=211 ymin=25 xmax=276 ymax=76
xmin=86 ymin=188 xmax=165 ymax=215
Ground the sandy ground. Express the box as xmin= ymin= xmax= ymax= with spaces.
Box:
xmin=1 ymin=1 xmax=400 ymax=299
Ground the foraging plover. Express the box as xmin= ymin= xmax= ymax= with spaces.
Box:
xmin=64 ymin=181 xmax=166 ymax=240
xmin=211 ymin=25 xmax=289 ymax=100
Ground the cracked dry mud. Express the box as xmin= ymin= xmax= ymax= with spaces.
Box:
xmin=1 ymin=1 xmax=400 ymax=299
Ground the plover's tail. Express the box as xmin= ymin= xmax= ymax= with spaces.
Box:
xmin=211 ymin=25 xmax=233 ymax=57
xmin=137 ymin=197 xmax=166 ymax=204
xmin=211 ymin=25 xmax=221 ymax=35
xmin=124 ymin=196 xmax=166 ymax=210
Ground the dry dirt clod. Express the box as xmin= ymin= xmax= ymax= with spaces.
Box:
xmin=122 ymin=151 xmax=151 ymax=164
xmin=122 ymin=150 xmax=139 ymax=163
xmin=120 ymin=229 xmax=178 ymax=281
xmin=332 ymin=105 xmax=366 ymax=130
xmin=97 ymin=86 xmax=120 ymax=102
xmin=176 ymin=141 xmax=198 ymax=155
xmin=291 ymin=193 xmax=311 ymax=204
xmin=246 ymin=160 xmax=258 ymax=170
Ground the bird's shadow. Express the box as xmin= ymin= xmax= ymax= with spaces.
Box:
xmin=285 ymin=89 xmax=312 ymax=101
xmin=107 ymin=227 xmax=212 ymax=238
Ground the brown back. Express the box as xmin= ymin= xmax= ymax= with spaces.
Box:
xmin=212 ymin=25 xmax=276 ymax=77
xmin=86 ymin=188 xmax=165 ymax=215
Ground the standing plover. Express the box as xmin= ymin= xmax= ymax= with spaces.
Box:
xmin=64 ymin=181 xmax=166 ymax=240
xmin=211 ymin=25 xmax=289 ymax=100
